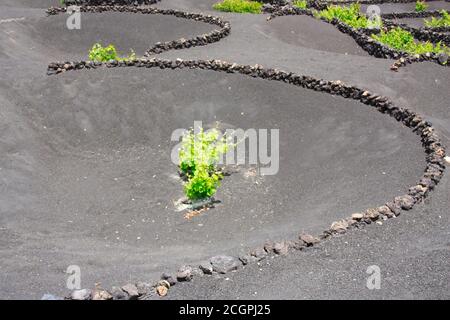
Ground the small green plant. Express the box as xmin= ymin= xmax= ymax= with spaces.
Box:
xmin=415 ymin=1 xmax=428 ymax=13
xmin=371 ymin=27 xmax=450 ymax=55
xmin=315 ymin=3 xmax=376 ymax=29
xmin=88 ymin=43 xmax=136 ymax=62
xmin=184 ymin=168 xmax=222 ymax=200
xmin=179 ymin=127 xmax=230 ymax=177
xmin=179 ymin=126 xmax=234 ymax=201
xmin=293 ymin=0 xmax=308 ymax=9
xmin=213 ymin=0 xmax=263 ymax=14
xmin=424 ymin=10 xmax=450 ymax=27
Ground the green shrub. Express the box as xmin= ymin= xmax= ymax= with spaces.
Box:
xmin=424 ymin=10 xmax=450 ymax=27
xmin=316 ymin=3 xmax=376 ymax=29
xmin=293 ymin=0 xmax=308 ymax=9
xmin=184 ymin=168 xmax=222 ymax=200
xmin=213 ymin=0 xmax=263 ymax=14
xmin=88 ymin=43 xmax=136 ymax=62
xmin=371 ymin=27 xmax=450 ymax=55
xmin=179 ymin=126 xmax=234 ymax=201
xmin=415 ymin=1 xmax=428 ymax=13
xmin=179 ymin=127 xmax=230 ymax=177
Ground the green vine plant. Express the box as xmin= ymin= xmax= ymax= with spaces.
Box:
xmin=415 ymin=1 xmax=428 ymax=13
xmin=213 ymin=0 xmax=263 ymax=14
xmin=179 ymin=126 xmax=236 ymax=201
xmin=293 ymin=0 xmax=308 ymax=10
xmin=424 ymin=10 xmax=450 ymax=27
xmin=371 ymin=27 xmax=450 ymax=56
xmin=315 ymin=3 xmax=380 ymax=29
xmin=88 ymin=43 xmax=136 ymax=62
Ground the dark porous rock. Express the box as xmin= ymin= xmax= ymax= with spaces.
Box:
xmin=177 ymin=265 xmax=193 ymax=282
xmin=320 ymin=230 xmax=333 ymax=239
xmin=239 ymin=254 xmax=257 ymax=265
xmin=409 ymin=184 xmax=428 ymax=199
xmin=110 ymin=286 xmax=129 ymax=300
xmin=262 ymin=3 xmax=275 ymax=13
xmin=210 ymin=255 xmax=241 ymax=274
xmin=346 ymin=217 xmax=358 ymax=227
xmin=47 ymin=69 xmax=58 ymax=76
xmin=390 ymin=63 xmax=400 ymax=71
xmin=386 ymin=201 xmax=402 ymax=216
xmin=199 ymin=261 xmax=214 ymax=275
xmin=191 ymin=266 xmax=204 ymax=277
xmin=92 ymin=289 xmax=113 ymax=300
xmin=70 ymin=289 xmax=92 ymax=300
xmin=289 ymin=240 xmax=306 ymax=250
xmin=155 ymin=280 xmax=171 ymax=297
xmin=122 ymin=283 xmax=139 ymax=300
xmin=330 ymin=220 xmax=349 ymax=234
xmin=378 ymin=205 xmax=394 ymax=218
xmin=264 ymin=241 xmax=275 ymax=253
xmin=365 ymin=208 xmax=380 ymax=221
xmin=274 ymin=241 xmax=289 ymax=255
xmin=351 ymin=213 xmax=364 ymax=221
xmin=251 ymin=247 xmax=268 ymax=261
xmin=156 ymin=285 xmax=168 ymax=297
xmin=438 ymin=53 xmax=448 ymax=65
xmin=136 ymin=281 xmax=152 ymax=296
xmin=157 ymin=280 xmax=171 ymax=289
xmin=394 ymin=195 xmax=415 ymax=210
xmin=65 ymin=0 xmax=161 ymax=5
xmin=419 ymin=177 xmax=435 ymax=189
xmin=360 ymin=216 xmax=375 ymax=225
xmin=299 ymin=234 xmax=320 ymax=246
xmin=161 ymin=273 xmax=177 ymax=286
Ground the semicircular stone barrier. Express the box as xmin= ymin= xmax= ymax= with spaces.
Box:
xmin=0 ymin=8 xmax=227 ymax=64
xmin=2 ymin=60 xmax=443 ymax=297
